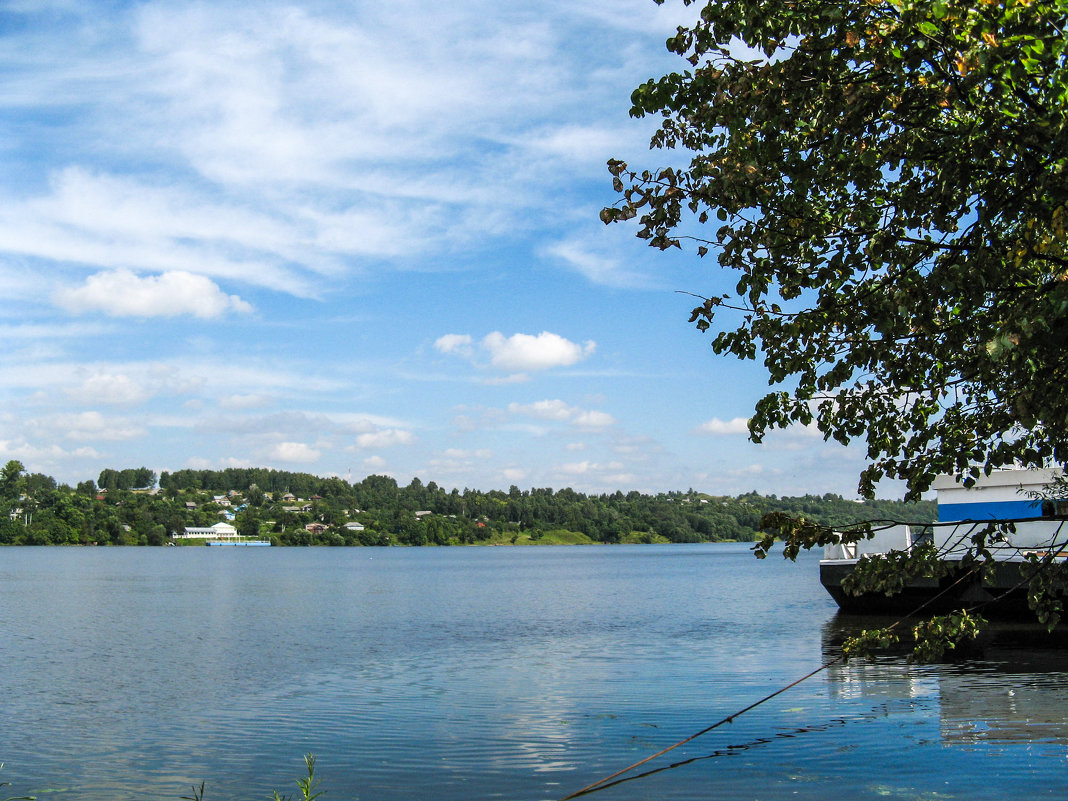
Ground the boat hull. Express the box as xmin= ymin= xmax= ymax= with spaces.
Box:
xmin=820 ymin=559 xmax=1041 ymax=617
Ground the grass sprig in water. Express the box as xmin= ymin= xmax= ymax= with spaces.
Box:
xmin=181 ymin=754 xmax=328 ymax=801
xmin=0 ymin=763 xmax=36 ymax=801
xmin=273 ymin=754 xmax=325 ymax=801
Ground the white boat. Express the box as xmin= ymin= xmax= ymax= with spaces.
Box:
xmin=820 ymin=468 xmax=1067 ymax=615
xmin=205 ymin=539 xmax=271 ymax=546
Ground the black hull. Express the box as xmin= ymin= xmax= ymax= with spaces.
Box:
xmin=820 ymin=560 xmax=1042 ymax=617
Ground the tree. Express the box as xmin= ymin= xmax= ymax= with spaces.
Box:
xmin=604 ymin=0 xmax=1068 ymax=500
xmin=236 ymin=508 xmax=261 ymax=539
xmin=0 ymin=460 xmax=25 ymax=501
xmin=604 ymin=0 xmax=1068 ymax=655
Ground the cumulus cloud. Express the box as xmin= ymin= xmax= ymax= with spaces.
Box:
xmin=438 ymin=330 xmax=595 ymax=373
xmin=483 ymin=331 xmax=594 ymax=371
xmin=54 ymin=269 xmax=253 ymax=319
xmin=268 ymin=441 xmax=321 ymax=463
xmin=695 ymin=417 xmax=751 ymax=436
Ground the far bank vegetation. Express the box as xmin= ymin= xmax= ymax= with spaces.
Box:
xmin=0 ymin=462 xmax=935 ymax=547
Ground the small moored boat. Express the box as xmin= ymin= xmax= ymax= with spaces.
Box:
xmin=820 ymin=468 xmax=1066 ymax=616
xmin=206 ymin=539 xmax=271 ymax=546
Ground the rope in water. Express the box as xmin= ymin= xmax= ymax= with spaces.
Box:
xmin=555 ymin=564 xmax=986 ymax=801
xmin=556 ymin=656 xmax=842 ymax=801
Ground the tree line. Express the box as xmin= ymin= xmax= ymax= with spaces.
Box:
xmin=0 ymin=460 xmax=935 ymax=547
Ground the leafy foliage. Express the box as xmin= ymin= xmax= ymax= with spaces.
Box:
xmin=909 ymin=610 xmax=985 ymax=662
xmin=604 ymin=0 xmax=1068 ymax=500
xmin=839 ymin=609 xmax=985 ymax=661
xmin=272 ymin=754 xmax=325 ymax=801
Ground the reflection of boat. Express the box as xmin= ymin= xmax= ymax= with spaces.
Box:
xmin=205 ymin=539 xmax=271 ymax=546
xmin=820 ymin=469 xmax=1067 ymax=615
xmin=821 ymin=614 xmax=1068 ymax=745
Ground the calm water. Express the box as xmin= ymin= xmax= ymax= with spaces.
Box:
xmin=1 ymin=544 xmax=1066 ymax=801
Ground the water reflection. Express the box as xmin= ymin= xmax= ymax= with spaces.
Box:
xmin=822 ymin=614 xmax=1068 ymax=747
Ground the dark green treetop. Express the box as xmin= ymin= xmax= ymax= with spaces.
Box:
xmin=604 ymin=0 xmax=1068 ymax=500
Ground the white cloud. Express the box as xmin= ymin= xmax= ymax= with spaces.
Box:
xmin=54 ymin=269 xmax=252 ymax=319
xmin=483 ymin=331 xmax=595 ymax=371
xmin=696 ymin=417 xmax=751 ymax=436
xmin=354 ymin=429 xmax=415 ymax=449
xmin=42 ymin=411 xmax=146 ymax=442
xmin=219 ymin=394 xmax=270 ymax=410
xmin=521 ymin=124 xmax=621 ymax=165
xmin=363 ymin=455 xmax=387 ymax=470
xmin=439 ymin=330 xmax=596 ymax=374
xmin=268 ymin=441 xmax=321 ymax=463
xmin=544 ymin=239 xmax=651 ymax=289
xmin=728 ymin=464 xmax=766 ymax=477
xmin=482 ymin=373 xmax=531 ymax=385
xmin=557 ymin=459 xmax=624 ymax=476
xmin=434 ymin=333 xmax=474 ymax=356
xmin=509 ymin=399 xmax=574 ymax=421
xmin=441 ymin=448 xmax=493 ymax=460
xmin=572 ymin=410 xmax=615 ymax=428
xmin=65 ymin=372 xmax=155 ymax=406
xmin=508 ymin=399 xmax=615 ymax=429
xmin=501 ymin=467 xmax=528 ymax=482
xmin=0 ymin=440 xmax=102 ymax=465
xmin=560 ymin=460 xmax=594 ymax=475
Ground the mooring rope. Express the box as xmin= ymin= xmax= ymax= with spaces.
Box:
xmin=555 ymin=656 xmax=842 ymax=801
xmin=555 ymin=564 xmax=985 ymax=801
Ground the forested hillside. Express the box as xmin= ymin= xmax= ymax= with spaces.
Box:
xmin=0 ymin=460 xmax=936 ymax=546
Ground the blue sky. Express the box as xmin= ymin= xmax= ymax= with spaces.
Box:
xmin=0 ymin=0 xmax=891 ymax=497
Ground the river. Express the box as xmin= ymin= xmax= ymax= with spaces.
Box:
xmin=0 ymin=543 xmax=1065 ymax=800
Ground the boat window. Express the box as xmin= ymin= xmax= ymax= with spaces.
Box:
xmin=911 ymin=527 xmax=933 ymax=547
xmin=1040 ymin=499 xmax=1068 ymax=517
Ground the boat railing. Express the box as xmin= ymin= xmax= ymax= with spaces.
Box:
xmin=823 ymin=524 xmax=912 ymax=561
xmin=824 ymin=518 xmax=1068 ymax=562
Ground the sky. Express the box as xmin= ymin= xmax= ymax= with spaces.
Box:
xmin=0 ymin=0 xmax=898 ymax=499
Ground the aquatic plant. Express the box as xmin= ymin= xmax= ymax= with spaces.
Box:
xmin=0 ymin=763 xmax=35 ymax=801
xmin=180 ymin=754 xmax=329 ymax=801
